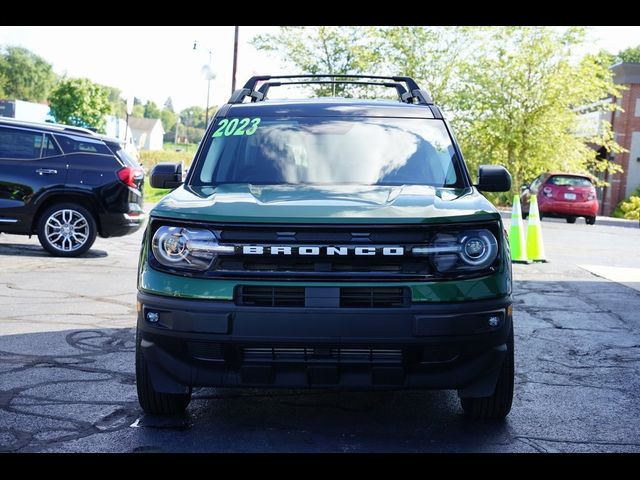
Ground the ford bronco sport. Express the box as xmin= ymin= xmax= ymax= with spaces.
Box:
xmin=136 ymin=75 xmax=513 ymax=419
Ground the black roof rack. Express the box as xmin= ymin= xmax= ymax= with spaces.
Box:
xmin=227 ymin=74 xmax=433 ymax=106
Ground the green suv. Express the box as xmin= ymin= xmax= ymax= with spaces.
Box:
xmin=136 ymin=75 xmax=514 ymax=419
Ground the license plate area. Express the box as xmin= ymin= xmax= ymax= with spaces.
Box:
xmin=564 ymin=193 xmax=577 ymax=200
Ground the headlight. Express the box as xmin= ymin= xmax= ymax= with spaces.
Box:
xmin=412 ymin=229 xmax=498 ymax=273
xmin=151 ymin=226 xmax=234 ymax=271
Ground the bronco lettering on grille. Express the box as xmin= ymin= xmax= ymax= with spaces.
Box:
xmin=241 ymin=246 xmax=405 ymax=256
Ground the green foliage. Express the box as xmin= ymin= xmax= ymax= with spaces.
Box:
xmin=103 ymin=85 xmax=127 ymax=118
xmin=48 ymin=77 xmax=112 ymax=133
xmin=616 ymin=45 xmax=640 ymax=63
xmin=143 ymin=180 xmax=171 ymax=203
xmin=143 ymin=100 xmax=161 ymax=119
xmin=180 ymin=105 xmax=206 ymax=128
xmin=251 ymin=26 xmax=381 ymax=97
xmin=160 ymin=109 xmax=177 ymax=134
xmin=0 ymin=45 xmax=57 ymax=102
xmin=139 ymin=149 xmax=193 ymax=170
xmin=613 ymin=186 xmax=640 ymax=219
xmin=451 ymin=27 xmax=623 ymax=203
xmin=131 ymin=104 xmax=145 ymax=118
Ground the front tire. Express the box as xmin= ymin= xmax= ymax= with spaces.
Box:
xmin=37 ymin=203 xmax=97 ymax=257
xmin=566 ymin=216 xmax=576 ymax=224
xmin=586 ymin=216 xmax=596 ymax=225
xmin=136 ymin=331 xmax=191 ymax=414
xmin=460 ymin=327 xmax=514 ymax=419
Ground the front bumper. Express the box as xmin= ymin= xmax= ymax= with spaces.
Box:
xmin=137 ymin=291 xmax=512 ymax=396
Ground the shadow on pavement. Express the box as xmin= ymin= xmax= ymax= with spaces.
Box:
xmin=0 ymin=241 xmax=108 ymax=258
xmin=0 ymin=278 xmax=638 ymax=452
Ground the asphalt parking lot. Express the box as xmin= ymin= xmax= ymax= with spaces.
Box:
xmin=1 ymin=214 xmax=639 ymax=452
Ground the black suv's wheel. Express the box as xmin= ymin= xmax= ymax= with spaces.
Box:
xmin=586 ymin=216 xmax=596 ymax=225
xmin=566 ymin=216 xmax=576 ymax=224
xmin=37 ymin=203 xmax=97 ymax=257
xmin=136 ymin=332 xmax=191 ymax=414
xmin=460 ymin=327 xmax=514 ymax=419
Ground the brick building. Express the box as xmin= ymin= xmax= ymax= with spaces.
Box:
xmin=601 ymin=62 xmax=640 ymax=216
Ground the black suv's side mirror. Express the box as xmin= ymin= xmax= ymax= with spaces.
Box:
xmin=150 ymin=163 xmax=183 ymax=189
xmin=476 ymin=165 xmax=512 ymax=192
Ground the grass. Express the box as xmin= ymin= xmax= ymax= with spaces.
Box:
xmin=163 ymin=142 xmax=199 ymax=154
xmin=143 ymin=180 xmax=171 ymax=203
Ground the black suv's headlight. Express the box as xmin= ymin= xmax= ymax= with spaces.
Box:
xmin=151 ymin=226 xmax=233 ymax=271
xmin=412 ymin=229 xmax=499 ymax=274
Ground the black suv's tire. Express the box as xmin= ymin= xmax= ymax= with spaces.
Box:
xmin=460 ymin=327 xmax=514 ymax=419
xmin=566 ymin=216 xmax=576 ymax=224
xmin=136 ymin=332 xmax=191 ymax=414
xmin=37 ymin=203 xmax=97 ymax=257
xmin=586 ymin=216 xmax=596 ymax=225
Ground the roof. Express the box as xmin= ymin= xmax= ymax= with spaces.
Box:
xmin=226 ymin=98 xmax=436 ymax=119
xmin=611 ymin=62 xmax=640 ymax=85
xmin=0 ymin=117 xmax=122 ymax=145
xmin=128 ymin=117 xmax=164 ymax=133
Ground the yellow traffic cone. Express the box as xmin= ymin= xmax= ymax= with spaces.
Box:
xmin=509 ymin=194 xmax=529 ymax=263
xmin=526 ymin=194 xmax=547 ymax=262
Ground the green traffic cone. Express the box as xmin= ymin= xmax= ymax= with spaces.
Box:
xmin=509 ymin=194 xmax=529 ymax=263
xmin=526 ymin=194 xmax=547 ymax=262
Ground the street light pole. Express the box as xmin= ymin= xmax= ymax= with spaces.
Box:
xmin=193 ymin=41 xmax=216 ymax=127
xmin=232 ymin=26 xmax=239 ymax=93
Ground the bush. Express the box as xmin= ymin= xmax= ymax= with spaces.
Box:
xmin=613 ymin=186 xmax=640 ymax=219
xmin=139 ymin=149 xmax=193 ymax=171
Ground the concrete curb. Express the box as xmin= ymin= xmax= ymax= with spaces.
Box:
xmin=497 ymin=208 xmax=639 ymax=229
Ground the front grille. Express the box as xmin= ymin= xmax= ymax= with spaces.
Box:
xmin=236 ymin=286 xmax=305 ymax=307
xmin=187 ymin=342 xmax=224 ymax=361
xmin=236 ymin=286 xmax=410 ymax=307
xmin=340 ymin=287 xmax=409 ymax=308
xmin=243 ymin=346 xmax=403 ymax=364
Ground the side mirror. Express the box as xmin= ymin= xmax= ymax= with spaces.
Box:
xmin=520 ymin=184 xmax=529 ymax=192
xmin=150 ymin=162 xmax=182 ymax=189
xmin=476 ymin=165 xmax=512 ymax=192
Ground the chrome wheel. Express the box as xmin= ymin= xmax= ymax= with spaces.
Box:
xmin=44 ymin=209 xmax=90 ymax=252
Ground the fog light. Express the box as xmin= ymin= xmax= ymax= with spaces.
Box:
xmin=488 ymin=315 xmax=500 ymax=327
xmin=147 ymin=311 xmax=159 ymax=323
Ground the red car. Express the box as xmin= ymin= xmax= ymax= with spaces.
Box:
xmin=521 ymin=172 xmax=598 ymax=225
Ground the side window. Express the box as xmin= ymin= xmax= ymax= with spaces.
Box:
xmin=0 ymin=127 xmax=43 ymax=160
xmin=42 ymin=134 xmax=62 ymax=157
xmin=54 ymin=134 xmax=111 ymax=155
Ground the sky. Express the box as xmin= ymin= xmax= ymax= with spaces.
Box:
xmin=1 ymin=26 xmax=639 ymax=113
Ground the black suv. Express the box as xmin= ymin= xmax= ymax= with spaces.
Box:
xmin=0 ymin=118 xmax=145 ymax=256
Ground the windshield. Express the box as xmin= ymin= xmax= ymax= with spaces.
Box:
xmin=191 ymin=116 xmax=464 ymax=187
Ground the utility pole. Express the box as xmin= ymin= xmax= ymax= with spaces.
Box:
xmin=232 ymin=26 xmax=239 ymax=93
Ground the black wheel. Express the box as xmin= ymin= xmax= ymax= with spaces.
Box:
xmin=586 ymin=216 xmax=596 ymax=225
xmin=37 ymin=203 xmax=97 ymax=257
xmin=566 ymin=216 xmax=576 ymax=224
xmin=522 ymin=211 xmax=528 ymax=220
xmin=460 ymin=327 xmax=514 ymax=419
xmin=136 ymin=331 xmax=191 ymax=414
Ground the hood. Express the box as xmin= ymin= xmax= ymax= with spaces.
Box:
xmin=151 ymin=184 xmax=500 ymax=224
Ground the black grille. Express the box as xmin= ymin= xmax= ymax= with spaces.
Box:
xmin=187 ymin=342 xmax=224 ymax=361
xmin=236 ymin=286 xmax=410 ymax=307
xmin=340 ymin=287 xmax=409 ymax=308
xmin=236 ymin=286 xmax=305 ymax=307
xmin=243 ymin=346 xmax=403 ymax=364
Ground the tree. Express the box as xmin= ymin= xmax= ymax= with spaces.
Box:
xmin=103 ymin=85 xmax=127 ymax=118
xmin=616 ymin=45 xmax=640 ymax=63
xmin=131 ymin=104 xmax=145 ymax=118
xmin=143 ymin=100 xmax=161 ymax=119
xmin=164 ymin=97 xmax=174 ymax=112
xmin=251 ymin=26 xmax=380 ymax=97
xmin=179 ymin=106 xmax=206 ymax=129
xmin=48 ymin=77 xmax=112 ymax=133
xmin=160 ymin=108 xmax=177 ymax=135
xmin=0 ymin=46 xmax=57 ymax=102
xmin=453 ymin=27 xmax=623 ymax=200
